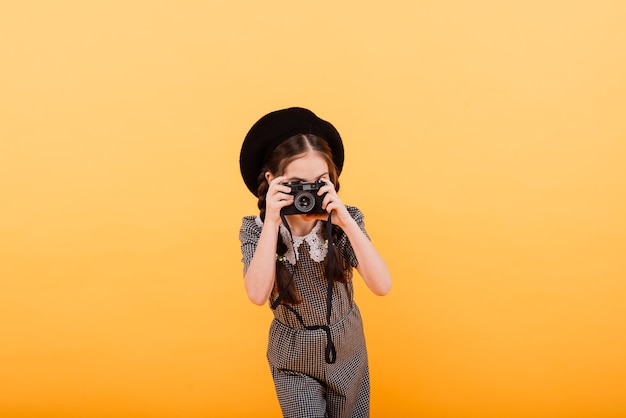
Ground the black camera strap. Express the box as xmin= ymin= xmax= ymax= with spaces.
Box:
xmin=272 ymin=210 xmax=337 ymax=364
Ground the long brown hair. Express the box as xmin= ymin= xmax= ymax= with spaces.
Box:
xmin=256 ymin=134 xmax=349 ymax=304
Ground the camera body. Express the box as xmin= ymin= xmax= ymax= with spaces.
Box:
xmin=281 ymin=180 xmax=327 ymax=215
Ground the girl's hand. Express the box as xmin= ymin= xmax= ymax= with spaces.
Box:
xmin=306 ymin=179 xmax=353 ymax=228
xmin=264 ymin=176 xmax=294 ymax=225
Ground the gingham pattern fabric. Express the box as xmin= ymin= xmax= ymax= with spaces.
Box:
xmin=239 ymin=206 xmax=371 ymax=418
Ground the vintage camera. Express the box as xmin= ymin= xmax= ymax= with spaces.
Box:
xmin=281 ymin=180 xmax=327 ymax=215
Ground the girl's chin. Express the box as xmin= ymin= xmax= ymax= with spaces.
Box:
xmin=295 ymin=213 xmax=321 ymax=222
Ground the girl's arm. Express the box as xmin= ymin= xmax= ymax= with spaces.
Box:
xmin=244 ymin=175 xmax=294 ymax=305
xmin=311 ymin=180 xmax=392 ymax=296
xmin=342 ymin=218 xmax=392 ymax=296
xmin=244 ymin=220 xmax=280 ymax=305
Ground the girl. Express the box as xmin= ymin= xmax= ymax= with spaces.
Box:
xmin=239 ymin=107 xmax=391 ymax=418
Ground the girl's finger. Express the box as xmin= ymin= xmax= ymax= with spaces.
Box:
xmin=273 ymin=176 xmax=288 ymax=185
xmin=319 ymin=181 xmax=336 ymax=196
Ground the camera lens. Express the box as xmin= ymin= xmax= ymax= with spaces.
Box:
xmin=293 ymin=191 xmax=315 ymax=213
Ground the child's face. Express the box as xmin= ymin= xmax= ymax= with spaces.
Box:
xmin=281 ymin=151 xmax=330 ymax=184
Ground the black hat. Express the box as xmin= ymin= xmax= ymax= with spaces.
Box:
xmin=239 ymin=107 xmax=344 ymax=196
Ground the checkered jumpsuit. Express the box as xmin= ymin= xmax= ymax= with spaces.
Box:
xmin=239 ymin=206 xmax=370 ymax=418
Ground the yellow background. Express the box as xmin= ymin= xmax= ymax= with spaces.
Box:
xmin=1 ymin=1 xmax=625 ymax=417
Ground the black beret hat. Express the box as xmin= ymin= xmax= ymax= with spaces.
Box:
xmin=239 ymin=107 xmax=344 ymax=196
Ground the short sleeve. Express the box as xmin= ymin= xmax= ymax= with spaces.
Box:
xmin=336 ymin=206 xmax=370 ymax=268
xmin=239 ymin=216 xmax=263 ymax=275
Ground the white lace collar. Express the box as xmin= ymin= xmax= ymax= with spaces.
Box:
xmin=280 ymin=221 xmax=328 ymax=264
xmin=254 ymin=217 xmax=328 ymax=265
